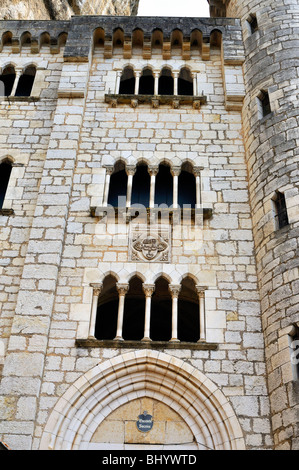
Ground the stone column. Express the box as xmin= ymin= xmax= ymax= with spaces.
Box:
xmin=88 ymin=283 xmax=103 ymax=338
xmin=196 ymin=286 xmax=207 ymax=342
xmin=114 ymin=283 xmax=129 ymax=340
xmin=194 ymin=166 xmax=203 ymax=208
xmin=115 ymin=71 xmax=121 ymax=94
xmin=171 ymin=166 xmax=181 ymax=209
xmin=193 ymin=74 xmax=197 ymax=96
xmin=154 ymin=72 xmax=159 ymax=95
xmin=169 ymin=285 xmax=181 ymax=342
xmin=10 ymin=66 xmax=22 ymax=96
xmin=142 ymin=284 xmax=155 ymax=341
xmin=174 ymin=72 xmax=179 ymax=95
xmin=102 ymin=166 xmax=114 ymax=206
xmin=135 ymin=71 xmax=140 ymax=95
xmin=148 ymin=166 xmax=158 ymax=208
xmin=126 ymin=165 xmax=136 ymax=208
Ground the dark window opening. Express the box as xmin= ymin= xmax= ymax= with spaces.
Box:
xmin=0 ymin=160 xmax=12 ymax=208
xmin=150 ymin=277 xmax=172 ymax=341
xmin=248 ymin=15 xmax=258 ymax=34
xmin=178 ymin=68 xmax=193 ymax=96
xmin=139 ymin=68 xmax=154 ymax=95
xmin=158 ymin=68 xmax=174 ymax=95
xmin=119 ymin=67 xmax=135 ymax=94
xmin=107 ymin=162 xmax=128 ymax=207
xmin=15 ymin=66 xmax=36 ymax=97
xmin=95 ymin=275 xmax=119 ymax=340
xmin=178 ymin=277 xmax=199 ymax=342
xmin=178 ymin=165 xmax=196 ymax=208
xmin=0 ymin=65 xmax=16 ymax=97
xmin=260 ymin=91 xmax=271 ymax=117
xmin=131 ymin=164 xmax=150 ymax=207
xmin=122 ymin=276 xmax=145 ymax=341
xmin=274 ymin=191 xmax=289 ymax=229
xmin=155 ymin=164 xmax=173 ymax=207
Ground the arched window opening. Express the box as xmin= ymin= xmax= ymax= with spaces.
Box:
xmin=158 ymin=68 xmax=174 ymax=95
xmin=119 ymin=66 xmax=135 ymax=94
xmin=190 ymin=29 xmax=202 ymax=53
xmin=95 ymin=275 xmax=119 ymax=340
xmin=171 ymin=29 xmax=183 ymax=53
xmin=150 ymin=277 xmax=172 ymax=341
xmin=0 ymin=159 xmax=12 ymax=209
xmin=58 ymin=32 xmax=68 ymax=49
xmin=93 ymin=28 xmax=105 ymax=48
xmin=2 ymin=31 xmax=12 ymax=48
xmin=15 ymin=65 xmax=36 ymax=97
xmin=107 ymin=161 xmax=127 ymax=207
xmin=273 ymin=191 xmax=289 ymax=230
xmin=178 ymin=68 xmax=193 ymax=96
xmin=122 ymin=276 xmax=145 ymax=341
xmin=178 ymin=162 xmax=196 ymax=208
xmin=0 ymin=65 xmax=16 ymax=97
xmin=40 ymin=32 xmax=50 ymax=48
xmin=210 ymin=29 xmax=222 ymax=48
xmin=139 ymin=68 xmax=154 ymax=95
xmin=155 ymin=163 xmax=173 ymax=207
xmin=131 ymin=163 xmax=150 ymax=207
xmin=132 ymin=28 xmax=144 ymax=52
xmin=113 ymin=28 xmax=124 ymax=50
xmin=21 ymin=32 xmax=31 ymax=48
xmin=151 ymin=29 xmax=163 ymax=51
xmin=178 ymin=277 xmax=199 ymax=342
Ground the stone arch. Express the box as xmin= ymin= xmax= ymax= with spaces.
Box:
xmin=40 ymin=350 xmax=245 ymax=450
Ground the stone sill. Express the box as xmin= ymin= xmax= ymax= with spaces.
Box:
xmin=0 ymin=209 xmax=14 ymax=216
xmin=90 ymin=206 xmax=213 ymax=223
xmin=76 ymin=338 xmax=218 ymax=351
xmin=105 ymin=93 xmax=207 ymax=109
xmin=1 ymin=96 xmax=40 ymax=102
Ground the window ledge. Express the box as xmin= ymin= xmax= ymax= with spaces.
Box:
xmin=2 ymin=96 xmax=40 ymax=102
xmin=105 ymin=93 xmax=207 ymax=109
xmin=76 ymin=338 xmax=218 ymax=351
xmin=90 ymin=206 xmax=213 ymax=222
xmin=0 ymin=208 xmax=14 ymax=216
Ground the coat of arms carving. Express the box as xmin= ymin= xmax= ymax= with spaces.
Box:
xmin=129 ymin=225 xmax=171 ymax=263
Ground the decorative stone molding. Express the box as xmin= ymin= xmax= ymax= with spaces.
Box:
xmin=129 ymin=225 xmax=171 ymax=262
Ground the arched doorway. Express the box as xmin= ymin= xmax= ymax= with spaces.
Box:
xmin=40 ymin=350 xmax=245 ymax=450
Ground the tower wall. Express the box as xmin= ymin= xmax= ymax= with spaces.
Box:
xmin=215 ymin=0 xmax=299 ymax=450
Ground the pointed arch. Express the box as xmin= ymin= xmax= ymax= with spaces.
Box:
xmin=0 ymin=64 xmax=16 ymax=96
xmin=15 ymin=64 xmax=36 ymax=97
xmin=119 ymin=65 xmax=135 ymax=94
xmin=122 ymin=275 xmax=145 ymax=341
xmin=139 ymin=67 xmax=154 ymax=95
xmin=40 ymin=350 xmax=245 ymax=450
xmin=158 ymin=67 xmax=174 ymax=95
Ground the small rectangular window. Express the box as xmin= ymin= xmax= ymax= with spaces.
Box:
xmin=289 ymin=327 xmax=299 ymax=381
xmin=257 ymin=90 xmax=271 ymax=119
xmin=248 ymin=15 xmax=258 ymax=35
xmin=273 ymin=191 xmax=289 ymax=230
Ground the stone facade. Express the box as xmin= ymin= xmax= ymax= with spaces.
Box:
xmin=0 ymin=2 xmax=298 ymax=451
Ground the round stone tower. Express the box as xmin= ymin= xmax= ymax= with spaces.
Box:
xmin=209 ymin=0 xmax=299 ymax=450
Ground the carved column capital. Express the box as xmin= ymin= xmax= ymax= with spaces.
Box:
xmin=169 ymin=284 xmax=181 ymax=298
xmin=196 ymin=286 xmax=207 ymax=298
xmin=193 ymin=166 xmax=204 ymax=177
xmin=142 ymin=284 xmax=155 ymax=297
xmin=126 ymin=165 xmax=136 ymax=176
xmin=171 ymin=166 xmax=181 ymax=177
xmin=90 ymin=283 xmax=103 ymax=297
xmin=116 ymin=283 xmax=129 ymax=296
xmin=148 ymin=166 xmax=159 ymax=177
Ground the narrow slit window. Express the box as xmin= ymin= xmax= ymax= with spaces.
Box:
xmin=273 ymin=191 xmax=289 ymax=229
xmin=258 ymin=90 xmax=271 ymax=118
xmin=248 ymin=14 xmax=258 ymax=35
xmin=0 ymin=160 xmax=12 ymax=209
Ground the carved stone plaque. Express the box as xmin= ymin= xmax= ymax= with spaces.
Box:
xmin=129 ymin=225 xmax=171 ymax=263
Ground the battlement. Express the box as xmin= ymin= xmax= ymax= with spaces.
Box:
xmin=0 ymin=15 xmax=244 ymax=63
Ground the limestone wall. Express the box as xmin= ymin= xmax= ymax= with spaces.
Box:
xmin=0 ymin=16 xmax=273 ymax=450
